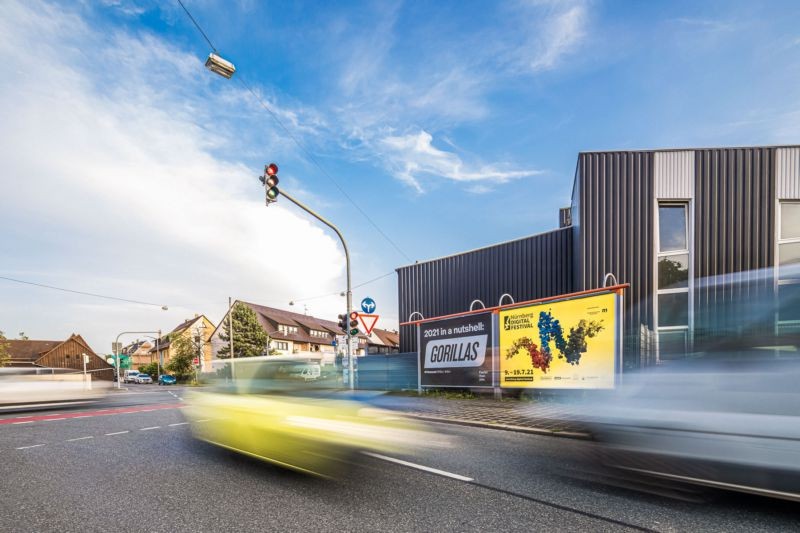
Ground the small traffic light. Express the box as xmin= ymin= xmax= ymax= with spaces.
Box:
xmin=259 ymin=163 xmax=280 ymax=203
xmin=338 ymin=313 xmax=348 ymax=333
xmin=349 ymin=311 xmax=360 ymax=336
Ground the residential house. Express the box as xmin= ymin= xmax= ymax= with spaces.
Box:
xmin=4 ymin=334 xmax=114 ymax=380
xmin=365 ymin=328 xmax=400 ymax=355
xmin=149 ymin=315 xmax=215 ymax=372
xmin=121 ymin=340 xmax=154 ymax=368
xmin=210 ymin=301 xmax=372 ymax=364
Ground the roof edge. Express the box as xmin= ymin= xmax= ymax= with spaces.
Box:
xmin=396 ymin=226 xmax=570 ymax=271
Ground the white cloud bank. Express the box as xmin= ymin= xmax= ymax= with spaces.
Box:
xmin=0 ymin=1 xmax=347 ymax=349
xmin=380 ymin=131 xmax=542 ymax=193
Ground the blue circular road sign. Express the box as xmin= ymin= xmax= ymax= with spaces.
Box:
xmin=360 ymin=297 xmax=376 ymax=314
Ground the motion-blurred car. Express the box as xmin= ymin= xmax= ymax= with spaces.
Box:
xmin=158 ymin=374 xmax=177 ymax=385
xmin=582 ymin=267 xmax=800 ymax=502
xmin=134 ymin=374 xmax=153 ymax=384
xmin=0 ymin=368 xmax=109 ymax=411
xmin=184 ymin=357 xmax=436 ymax=478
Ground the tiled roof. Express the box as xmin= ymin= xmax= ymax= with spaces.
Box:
xmin=372 ymin=328 xmax=400 ymax=347
xmin=237 ymin=301 xmax=369 ymax=345
xmin=5 ymin=340 xmax=61 ymax=362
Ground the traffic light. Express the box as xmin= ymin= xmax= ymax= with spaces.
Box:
xmin=259 ymin=163 xmax=280 ymax=203
xmin=349 ymin=311 xmax=360 ymax=336
xmin=338 ymin=313 xmax=348 ymax=333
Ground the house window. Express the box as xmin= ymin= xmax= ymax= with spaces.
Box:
xmin=656 ymin=203 xmax=691 ymax=358
xmin=273 ymin=341 xmax=289 ymax=351
xmin=310 ymin=329 xmax=328 ymax=338
xmin=278 ymin=325 xmax=298 ymax=336
xmin=778 ymin=202 xmax=800 ymax=333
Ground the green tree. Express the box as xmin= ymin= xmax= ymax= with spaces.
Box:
xmin=217 ymin=303 xmax=270 ymax=358
xmin=0 ymin=331 xmax=9 ymax=367
xmin=166 ymin=335 xmax=196 ymax=382
xmin=138 ymin=361 xmax=163 ymax=377
xmin=17 ymin=331 xmax=29 ymax=340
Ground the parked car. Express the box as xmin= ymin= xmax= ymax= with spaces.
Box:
xmin=158 ymin=374 xmax=177 ymax=385
xmin=135 ymin=374 xmax=153 ymax=384
xmin=123 ymin=370 xmax=140 ymax=383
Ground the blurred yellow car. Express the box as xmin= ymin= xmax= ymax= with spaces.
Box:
xmin=183 ymin=358 xmax=430 ymax=477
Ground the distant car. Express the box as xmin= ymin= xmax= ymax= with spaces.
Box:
xmin=135 ymin=374 xmax=153 ymax=384
xmin=123 ymin=370 xmax=140 ymax=383
xmin=158 ymin=375 xmax=177 ymax=385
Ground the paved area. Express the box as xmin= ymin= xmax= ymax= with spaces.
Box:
xmin=371 ymin=395 xmax=589 ymax=437
xmin=2 ymin=388 xmax=798 ymax=532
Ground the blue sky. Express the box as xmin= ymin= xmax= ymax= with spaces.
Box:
xmin=1 ymin=0 xmax=800 ymax=350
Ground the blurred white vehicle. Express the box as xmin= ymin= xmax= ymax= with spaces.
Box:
xmin=0 ymin=368 xmax=109 ymax=410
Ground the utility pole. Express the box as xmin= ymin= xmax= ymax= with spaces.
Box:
xmin=277 ymin=190 xmax=355 ymax=390
xmin=156 ymin=329 xmax=161 ymax=380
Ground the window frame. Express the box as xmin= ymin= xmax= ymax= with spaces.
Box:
xmin=776 ymin=201 xmax=800 ymax=330
xmin=654 ymin=201 xmax=694 ymax=359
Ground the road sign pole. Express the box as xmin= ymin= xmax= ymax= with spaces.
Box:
xmin=279 ymin=190 xmax=355 ymax=390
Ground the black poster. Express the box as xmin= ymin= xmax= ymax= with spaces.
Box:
xmin=419 ymin=313 xmax=494 ymax=387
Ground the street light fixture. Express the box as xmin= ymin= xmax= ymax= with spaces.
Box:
xmin=205 ymin=52 xmax=235 ymax=79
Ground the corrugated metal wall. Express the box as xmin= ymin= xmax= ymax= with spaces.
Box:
xmin=693 ymin=148 xmax=776 ymax=336
xmin=397 ymin=229 xmax=573 ymax=352
xmin=776 ymin=147 xmax=800 ymax=199
xmin=573 ymin=151 xmax=655 ymax=369
xmin=654 ymin=151 xmax=694 ymax=199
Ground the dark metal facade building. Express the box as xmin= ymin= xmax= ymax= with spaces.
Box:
xmin=397 ymin=145 xmax=800 ymax=365
xmin=396 ymin=229 xmax=573 ymax=352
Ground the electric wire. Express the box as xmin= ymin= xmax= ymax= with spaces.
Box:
xmin=0 ymin=276 xmax=168 ymax=309
xmin=290 ymin=271 xmax=395 ymax=303
xmin=174 ymin=0 xmax=412 ymax=263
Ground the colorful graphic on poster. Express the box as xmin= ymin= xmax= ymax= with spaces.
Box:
xmin=499 ymin=292 xmax=618 ymax=389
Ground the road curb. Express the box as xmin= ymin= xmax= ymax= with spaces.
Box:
xmin=405 ymin=413 xmax=591 ymax=440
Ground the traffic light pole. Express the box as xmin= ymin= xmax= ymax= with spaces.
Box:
xmin=278 ymin=190 xmax=355 ymax=390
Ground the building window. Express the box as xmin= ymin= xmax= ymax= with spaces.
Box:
xmin=273 ymin=341 xmax=289 ymax=351
xmin=778 ymin=202 xmax=800 ymax=333
xmin=278 ymin=325 xmax=298 ymax=336
xmin=310 ymin=330 xmax=328 ymax=338
xmin=656 ymin=202 xmax=691 ymax=358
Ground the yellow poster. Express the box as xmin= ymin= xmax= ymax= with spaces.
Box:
xmin=499 ymin=292 xmax=617 ymax=389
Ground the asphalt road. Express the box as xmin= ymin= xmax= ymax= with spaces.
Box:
xmin=1 ymin=386 xmax=798 ymax=532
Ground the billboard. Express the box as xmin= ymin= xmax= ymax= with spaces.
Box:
xmin=499 ymin=292 xmax=618 ymax=389
xmin=419 ymin=313 xmax=493 ymax=388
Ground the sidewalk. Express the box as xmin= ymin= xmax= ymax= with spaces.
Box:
xmin=374 ymin=395 xmax=591 ymax=439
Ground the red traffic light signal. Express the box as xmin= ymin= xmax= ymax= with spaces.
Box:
xmin=261 ymin=163 xmax=280 ymax=203
xmin=349 ymin=311 xmax=360 ymax=336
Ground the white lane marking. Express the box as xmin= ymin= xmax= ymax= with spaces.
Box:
xmin=139 ymin=409 xmax=156 ymax=412
xmin=16 ymin=444 xmax=46 ymax=450
xmin=195 ymin=419 xmax=210 ymax=423
xmin=44 ymin=418 xmax=66 ymax=422
xmin=74 ymin=415 xmax=91 ymax=419
xmin=12 ymin=421 xmax=33 ymax=425
xmin=363 ymin=452 xmax=474 ymax=482
xmin=105 ymin=431 xmax=130 ymax=436
xmin=168 ymin=422 xmax=189 ymax=427
xmin=67 ymin=436 xmax=94 ymax=442
xmin=140 ymin=426 xmax=161 ymax=431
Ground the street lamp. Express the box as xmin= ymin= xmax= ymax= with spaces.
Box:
xmin=205 ymin=53 xmax=235 ymax=78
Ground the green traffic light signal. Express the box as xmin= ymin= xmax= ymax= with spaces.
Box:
xmin=350 ymin=328 xmax=359 ymax=336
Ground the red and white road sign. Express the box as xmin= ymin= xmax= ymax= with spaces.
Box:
xmin=358 ymin=313 xmax=379 ymax=335
xmin=192 ymin=357 xmax=199 ymax=365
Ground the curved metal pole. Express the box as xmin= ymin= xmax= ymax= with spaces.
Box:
xmin=407 ymin=311 xmax=425 ymax=322
xmin=469 ymin=299 xmax=486 ymax=311
xmin=114 ymin=330 xmax=160 ymax=389
xmin=279 ymin=190 xmax=354 ymax=390
xmin=498 ymin=293 xmax=515 ymax=307
xmin=603 ymin=273 xmax=618 ymax=287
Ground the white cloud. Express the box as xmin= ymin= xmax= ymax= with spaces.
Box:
xmin=528 ymin=2 xmax=588 ymax=72
xmin=0 ymin=0 xmax=348 ymax=349
xmin=380 ymin=131 xmax=543 ymax=192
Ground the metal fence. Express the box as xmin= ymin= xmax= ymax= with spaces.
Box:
xmin=355 ymin=352 xmax=417 ymax=391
